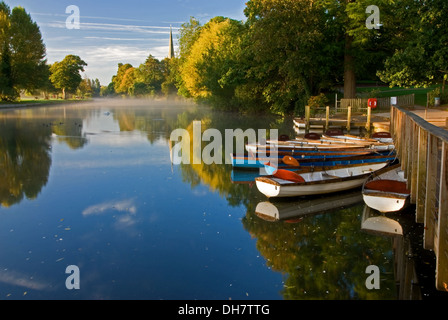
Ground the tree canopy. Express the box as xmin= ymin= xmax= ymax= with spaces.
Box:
xmin=0 ymin=1 xmax=46 ymax=100
xmin=49 ymin=55 xmax=87 ymax=99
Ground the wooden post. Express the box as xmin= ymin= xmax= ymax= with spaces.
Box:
xmin=335 ymin=93 xmax=338 ymax=112
xmin=410 ymin=122 xmax=419 ymax=204
xmin=424 ymin=134 xmax=438 ymax=250
xmin=416 ymin=128 xmax=428 ymax=223
xmin=366 ymin=106 xmax=372 ymax=135
xmin=305 ymin=105 xmax=310 ymax=132
xmin=436 ymin=142 xmax=448 ymax=291
xmin=346 ymin=106 xmax=351 ymax=133
xmin=325 ymin=106 xmax=330 ymax=131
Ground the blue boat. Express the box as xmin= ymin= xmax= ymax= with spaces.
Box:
xmin=230 ymin=151 xmax=396 ymax=170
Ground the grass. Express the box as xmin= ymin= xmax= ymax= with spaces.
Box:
xmin=356 ymin=84 xmax=442 ymax=107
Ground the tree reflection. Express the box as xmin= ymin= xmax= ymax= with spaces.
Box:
xmin=0 ymin=118 xmax=51 ymax=207
xmin=242 ymin=204 xmax=397 ymax=300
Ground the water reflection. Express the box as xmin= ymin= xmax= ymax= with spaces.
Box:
xmin=0 ymin=116 xmax=51 ymax=207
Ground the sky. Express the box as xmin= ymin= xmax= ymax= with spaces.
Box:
xmin=5 ymin=0 xmax=247 ymax=85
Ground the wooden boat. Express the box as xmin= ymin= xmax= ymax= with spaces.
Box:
xmin=230 ymin=153 xmax=396 ymax=170
xmin=361 ymin=205 xmax=403 ymax=236
xmin=255 ymin=133 xmax=394 ymax=154
xmin=362 ymin=163 xmax=410 ymax=213
xmin=255 ymin=162 xmax=391 ymax=198
xmin=255 ymin=190 xmax=363 ymax=222
xmin=245 ymin=140 xmax=370 ymax=154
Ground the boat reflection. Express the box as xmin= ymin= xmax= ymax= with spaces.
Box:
xmin=255 ymin=190 xmax=363 ymax=222
xmin=361 ymin=205 xmax=403 ymax=236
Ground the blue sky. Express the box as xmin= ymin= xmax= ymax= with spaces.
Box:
xmin=5 ymin=0 xmax=247 ymax=85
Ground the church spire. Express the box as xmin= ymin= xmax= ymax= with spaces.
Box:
xmin=168 ymin=26 xmax=175 ymax=59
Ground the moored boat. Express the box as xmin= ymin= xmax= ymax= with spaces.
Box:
xmin=255 ymin=162 xmax=391 ymax=198
xmin=362 ymin=163 xmax=410 ymax=213
xmin=231 ymin=152 xmax=396 ymax=170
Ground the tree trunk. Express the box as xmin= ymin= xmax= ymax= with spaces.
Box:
xmin=62 ymin=88 xmax=66 ymax=99
xmin=343 ymin=35 xmax=356 ymax=99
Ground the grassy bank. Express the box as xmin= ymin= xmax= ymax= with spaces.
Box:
xmin=356 ymin=84 xmax=441 ymax=107
xmin=0 ymin=98 xmax=92 ymax=108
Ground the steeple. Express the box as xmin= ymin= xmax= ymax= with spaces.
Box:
xmin=168 ymin=26 xmax=175 ymax=59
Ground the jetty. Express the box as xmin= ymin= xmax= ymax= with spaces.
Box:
xmin=391 ymin=105 xmax=448 ymax=292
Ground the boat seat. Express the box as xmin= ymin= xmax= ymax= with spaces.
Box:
xmin=365 ymin=180 xmax=410 ymax=194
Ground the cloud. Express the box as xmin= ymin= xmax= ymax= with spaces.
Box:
xmin=82 ymin=199 xmax=137 ymax=216
xmin=0 ymin=268 xmax=49 ymax=291
xmin=41 ymin=21 xmax=178 ymax=35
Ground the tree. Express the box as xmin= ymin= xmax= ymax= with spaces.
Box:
xmin=134 ymin=54 xmax=164 ymax=96
xmin=177 ymin=16 xmax=246 ymax=107
xmin=243 ymin=0 xmax=335 ymax=113
xmin=0 ymin=2 xmax=47 ymax=100
xmin=112 ymin=63 xmax=133 ymax=95
xmin=49 ymin=55 xmax=87 ymax=99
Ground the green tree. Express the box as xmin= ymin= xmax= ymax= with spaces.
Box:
xmin=377 ymin=0 xmax=448 ymax=91
xmin=243 ymin=0 xmax=334 ymax=113
xmin=49 ymin=55 xmax=87 ymax=99
xmin=0 ymin=2 xmax=46 ymax=100
xmin=134 ymin=54 xmax=164 ymax=96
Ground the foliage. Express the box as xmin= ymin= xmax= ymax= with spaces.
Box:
xmin=378 ymin=0 xmax=448 ymax=88
xmin=427 ymin=87 xmax=448 ymax=107
xmin=308 ymin=93 xmax=329 ymax=115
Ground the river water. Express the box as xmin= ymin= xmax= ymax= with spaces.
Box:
xmin=0 ymin=99 xmax=426 ymax=300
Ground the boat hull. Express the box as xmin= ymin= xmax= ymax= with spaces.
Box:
xmin=362 ymin=193 xmax=409 ymax=213
xmin=255 ymin=162 xmax=389 ymax=198
xmin=362 ymin=163 xmax=410 ymax=213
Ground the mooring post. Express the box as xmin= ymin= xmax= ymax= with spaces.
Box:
xmin=346 ymin=106 xmax=351 ymax=133
xmin=305 ymin=105 xmax=310 ymax=132
xmin=366 ymin=106 xmax=372 ymax=136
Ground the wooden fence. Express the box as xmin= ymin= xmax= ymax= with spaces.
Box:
xmin=337 ymin=94 xmax=415 ymax=113
xmin=391 ymin=105 xmax=448 ymax=292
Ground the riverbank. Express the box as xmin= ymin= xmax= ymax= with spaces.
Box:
xmin=0 ymin=99 xmax=92 ymax=110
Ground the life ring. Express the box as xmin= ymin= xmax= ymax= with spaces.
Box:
xmin=368 ymin=98 xmax=377 ymax=109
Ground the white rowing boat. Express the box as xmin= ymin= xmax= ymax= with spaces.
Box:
xmin=255 ymin=162 xmax=390 ymax=198
xmin=362 ymin=163 xmax=410 ymax=213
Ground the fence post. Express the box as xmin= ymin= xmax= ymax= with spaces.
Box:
xmin=325 ymin=106 xmax=330 ymax=131
xmin=346 ymin=106 xmax=351 ymax=133
xmin=435 ymin=142 xmax=448 ymax=291
xmin=366 ymin=106 xmax=372 ymax=135
xmin=305 ymin=105 xmax=310 ymax=132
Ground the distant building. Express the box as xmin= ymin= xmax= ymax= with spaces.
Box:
xmin=168 ymin=26 xmax=175 ymax=59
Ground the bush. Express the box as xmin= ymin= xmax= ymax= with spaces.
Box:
xmin=307 ymin=93 xmax=329 ymax=116
xmin=428 ymin=87 xmax=448 ymax=107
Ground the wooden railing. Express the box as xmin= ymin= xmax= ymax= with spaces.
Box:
xmin=391 ymin=105 xmax=448 ymax=292
xmin=338 ymin=94 xmax=415 ymax=113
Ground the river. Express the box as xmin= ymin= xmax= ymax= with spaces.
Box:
xmin=0 ymin=99 xmax=431 ymax=300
